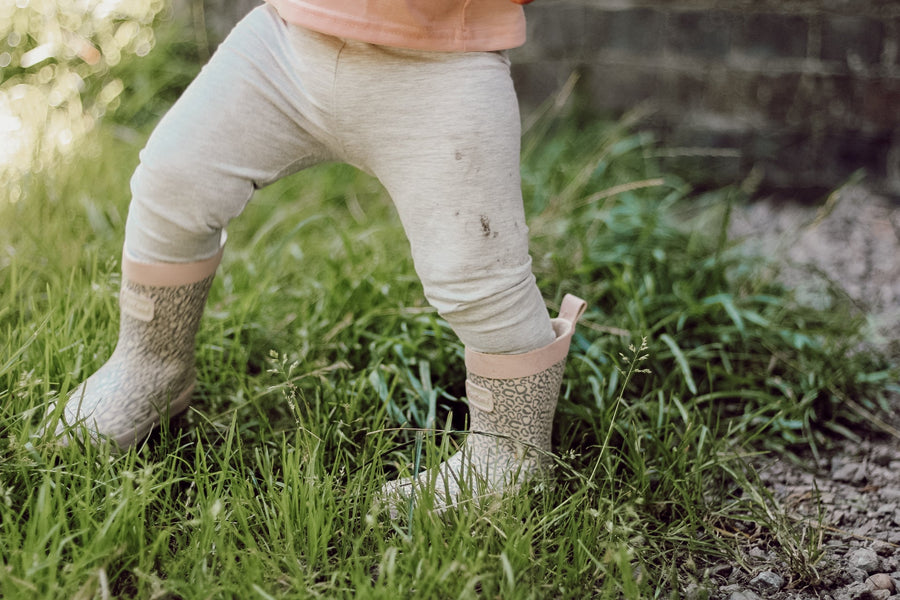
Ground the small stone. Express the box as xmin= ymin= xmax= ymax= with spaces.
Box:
xmin=855 ymin=590 xmax=891 ymax=600
xmin=846 ymin=567 xmax=869 ymax=583
xmin=833 ymin=461 xmax=865 ymax=483
xmin=848 ymin=548 xmax=882 ymax=574
xmin=870 ymin=447 xmax=893 ymax=466
xmin=866 ymin=573 xmax=895 ymax=592
xmin=848 ymin=568 xmax=869 ymax=583
xmin=728 ymin=591 xmax=762 ymax=600
xmin=747 ymin=547 xmax=768 ymax=559
xmin=684 ymin=582 xmax=709 ymax=600
xmin=879 ymin=487 xmax=900 ymax=501
xmin=750 ymin=570 xmax=784 ymax=591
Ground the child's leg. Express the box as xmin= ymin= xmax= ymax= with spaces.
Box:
xmin=331 ymin=43 xmax=585 ymax=508
xmin=54 ymin=6 xmax=342 ymax=447
xmin=335 ymin=45 xmax=556 ymax=355
xmin=126 ymin=5 xmax=340 ymax=263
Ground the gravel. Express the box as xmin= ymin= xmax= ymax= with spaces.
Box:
xmin=681 ymin=436 xmax=900 ymax=600
xmin=686 ymin=186 xmax=900 ymax=600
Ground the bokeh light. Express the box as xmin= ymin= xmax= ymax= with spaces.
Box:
xmin=0 ymin=0 xmax=166 ymax=203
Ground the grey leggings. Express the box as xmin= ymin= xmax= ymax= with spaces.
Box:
xmin=125 ymin=5 xmax=554 ymax=354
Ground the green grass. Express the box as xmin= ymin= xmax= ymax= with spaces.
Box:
xmin=2 ymin=35 xmax=898 ymax=600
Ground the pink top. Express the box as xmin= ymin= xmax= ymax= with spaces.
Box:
xmin=265 ymin=0 xmax=527 ymax=52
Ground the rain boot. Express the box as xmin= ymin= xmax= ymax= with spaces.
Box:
xmin=53 ymin=248 xmax=222 ymax=448
xmin=382 ymin=293 xmax=587 ymax=511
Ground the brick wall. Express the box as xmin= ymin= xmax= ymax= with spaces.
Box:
xmin=179 ymin=0 xmax=900 ymax=196
xmin=511 ymin=0 xmax=900 ymax=196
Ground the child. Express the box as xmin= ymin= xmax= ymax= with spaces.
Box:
xmin=54 ymin=0 xmax=586 ymax=511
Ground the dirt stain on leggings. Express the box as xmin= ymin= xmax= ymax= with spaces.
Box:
xmin=479 ymin=215 xmax=500 ymax=238
xmin=480 ymin=215 xmax=491 ymax=237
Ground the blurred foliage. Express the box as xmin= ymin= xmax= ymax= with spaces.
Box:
xmin=516 ymin=105 xmax=897 ymax=456
xmin=0 ymin=0 xmax=200 ymax=203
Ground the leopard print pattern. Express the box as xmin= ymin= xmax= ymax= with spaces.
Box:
xmin=56 ymin=274 xmax=215 ymax=448
xmin=381 ymin=359 xmax=568 ymax=513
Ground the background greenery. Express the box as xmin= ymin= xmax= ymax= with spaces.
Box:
xmin=1 ymin=4 xmax=897 ymax=598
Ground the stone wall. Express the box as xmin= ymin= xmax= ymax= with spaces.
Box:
xmin=512 ymin=0 xmax=900 ymax=196
xmin=176 ymin=0 xmax=900 ymax=196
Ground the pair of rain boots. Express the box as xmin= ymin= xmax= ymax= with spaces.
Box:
xmin=51 ymin=252 xmax=586 ymax=511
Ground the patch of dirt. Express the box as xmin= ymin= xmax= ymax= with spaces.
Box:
xmin=728 ymin=185 xmax=900 ymax=359
xmin=688 ymin=186 xmax=900 ymax=600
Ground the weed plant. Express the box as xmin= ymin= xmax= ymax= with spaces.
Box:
xmin=1 ymin=23 xmax=897 ymax=600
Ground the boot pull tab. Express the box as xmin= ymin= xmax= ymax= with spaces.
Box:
xmin=558 ymin=294 xmax=587 ymax=326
